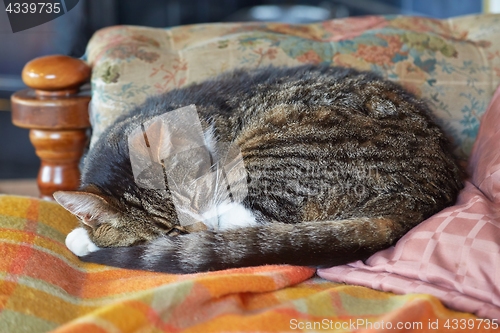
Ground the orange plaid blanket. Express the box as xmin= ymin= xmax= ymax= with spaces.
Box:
xmin=0 ymin=195 xmax=492 ymax=332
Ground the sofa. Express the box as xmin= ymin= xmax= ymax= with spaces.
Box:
xmin=3 ymin=13 xmax=500 ymax=332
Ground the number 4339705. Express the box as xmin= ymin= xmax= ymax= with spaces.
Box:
xmin=5 ymin=2 xmax=61 ymax=14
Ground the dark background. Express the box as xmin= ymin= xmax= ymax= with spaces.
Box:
xmin=0 ymin=0 xmax=483 ymax=179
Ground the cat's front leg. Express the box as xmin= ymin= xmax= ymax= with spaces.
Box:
xmin=202 ymin=202 xmax=258 ymax=231
xmin=65 ymin=227 xmax=101 ymax=256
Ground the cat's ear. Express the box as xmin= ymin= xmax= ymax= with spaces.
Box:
xmin=53 ymin=191 xmax=118 ymax=228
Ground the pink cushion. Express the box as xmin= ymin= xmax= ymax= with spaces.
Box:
xmin=318 ymin=85 xmax=500 ymax=320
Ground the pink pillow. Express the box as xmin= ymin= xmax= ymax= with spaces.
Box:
xmin=318 ymin=86 xmax=500 ymax=320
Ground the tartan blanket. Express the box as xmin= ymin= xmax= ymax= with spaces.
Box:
xmin=0 ymin=195 xmax=493 ymax=332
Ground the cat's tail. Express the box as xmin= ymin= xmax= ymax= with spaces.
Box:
xmin=80 ymin=217 xmax=407 ymax=273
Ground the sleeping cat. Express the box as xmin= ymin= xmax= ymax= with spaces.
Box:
xmin=54 ymin=65 xmax=464 ymax=274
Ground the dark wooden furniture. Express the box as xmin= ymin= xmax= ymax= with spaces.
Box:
xmin=11 ymin=55 xmax=91 ymax=200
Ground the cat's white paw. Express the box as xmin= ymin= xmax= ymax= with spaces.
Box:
xmin=65 ymin=227 xmax=100 ymax=256
xmin=202 ymin=202 xmax=257 ymax=231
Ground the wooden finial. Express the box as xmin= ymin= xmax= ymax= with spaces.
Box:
xmin=22 ymin=55 xmax=91 ymax=96
xmin=11 ymin=55 xmax=92 ymax=200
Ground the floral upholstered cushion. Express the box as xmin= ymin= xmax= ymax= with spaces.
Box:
xmin=85 ymin=14 xmax=500 ymax=159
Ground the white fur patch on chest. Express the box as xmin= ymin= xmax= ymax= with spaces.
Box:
xmin=202 ymin=202 xmax=257 ymax=231
xmin=65 ymin=227 xmax=100 ymax=257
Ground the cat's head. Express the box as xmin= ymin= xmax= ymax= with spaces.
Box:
xmin=53 ymin=187 xmax=185 ymax=247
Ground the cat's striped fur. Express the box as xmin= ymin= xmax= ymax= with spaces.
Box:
xmin=54 ymin=65 xmax=464 ymax=273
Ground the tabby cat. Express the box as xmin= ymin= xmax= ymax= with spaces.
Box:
xmin=54 ymin=65 xmax=464 ymax=274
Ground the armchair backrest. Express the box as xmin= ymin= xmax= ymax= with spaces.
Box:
xmin=87 ymin=14 xmax=500 ymax=160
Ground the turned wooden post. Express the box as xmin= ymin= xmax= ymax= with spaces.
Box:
xmin=11 ymin=55 xmax=91 ymax=200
